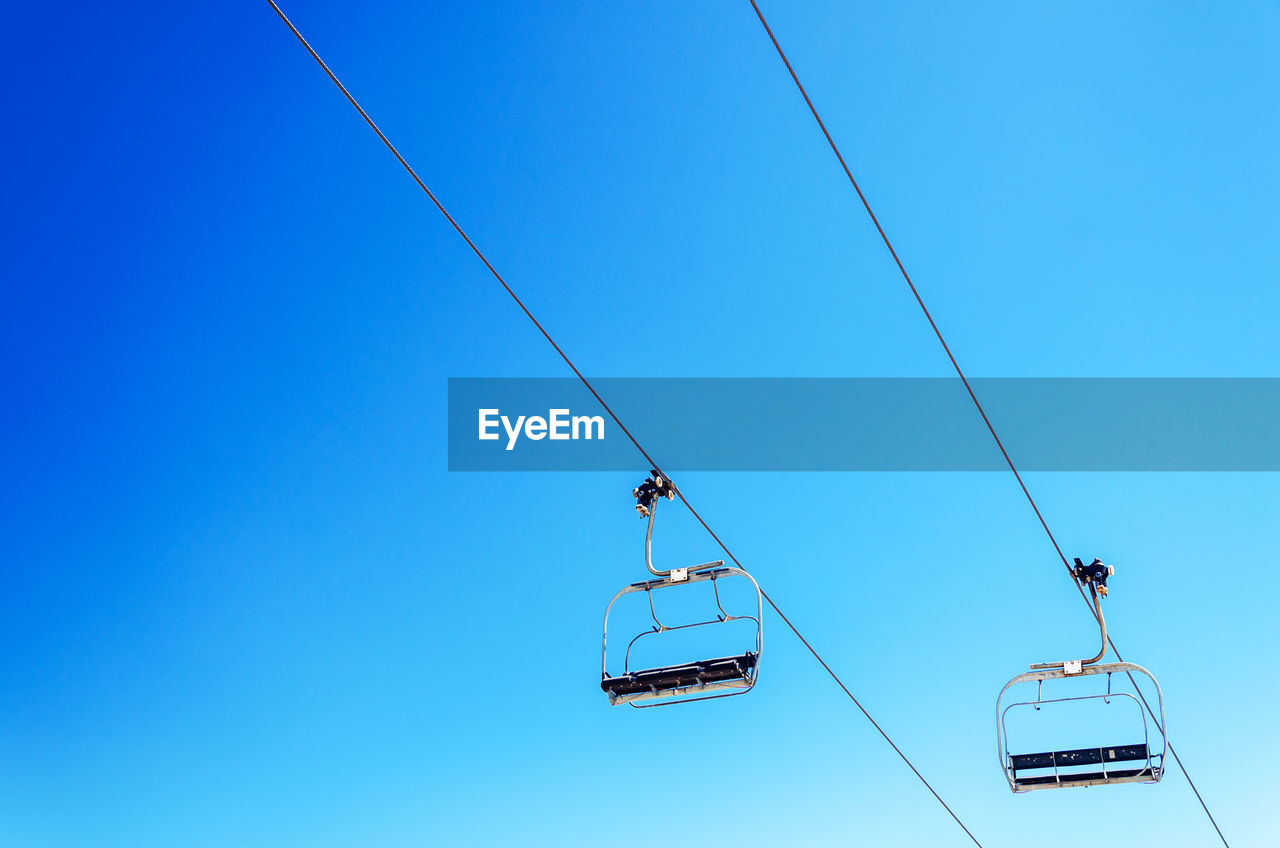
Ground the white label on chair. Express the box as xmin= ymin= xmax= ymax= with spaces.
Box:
xmin=1063 ymin=660 xmax=1083 ymax=675
xmin=670 ymin=568 xmax=689 ymax=582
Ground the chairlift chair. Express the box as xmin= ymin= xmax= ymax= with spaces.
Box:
xmin=996 ymin=558 xmax=1167 ymax=791
xmin=600 ymin=473 xmax=763 ymax=707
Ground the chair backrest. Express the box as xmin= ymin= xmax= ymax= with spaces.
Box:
xmin=1010 ymin=744 xmax=1149 ymax=771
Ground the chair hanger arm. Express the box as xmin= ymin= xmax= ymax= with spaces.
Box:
xmin=1030 ymin=583 xmax=1108 ymax=670
xmin=644 ymin=496 xmax=722 ymax=577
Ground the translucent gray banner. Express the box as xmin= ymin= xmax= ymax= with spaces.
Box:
xmin=447 ymin=378 xmax=1280 ymax=471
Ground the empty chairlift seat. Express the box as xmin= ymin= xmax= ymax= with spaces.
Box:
xmin=601 ymin=475 xmax=764 ymax=708
xmin=600 ymin=568 xmax=763 ymax=707
xmin=994 ymin=560 xmax=1167 ymax=792
xmin=1008 ymin=744 xmax=1156 ymax=788
xmin=996 ymin=661 xmax=1167 ymax=792
xmin=601 ymin=652 xmax=758 ymax=701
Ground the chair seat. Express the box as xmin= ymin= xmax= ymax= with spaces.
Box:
xmin=601 ymin=653 xmax=757 ymax=697
xmin=1014 ymin=767 xmax=1154 ymax=787
xmin=1010 ymin=743 xmax=1153 ymax=788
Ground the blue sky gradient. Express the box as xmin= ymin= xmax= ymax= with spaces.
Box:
xmin=3 ymin=2 xmax=1278 ymax=845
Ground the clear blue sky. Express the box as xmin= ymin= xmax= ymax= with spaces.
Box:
xmin=2 ymin=1 xmax=1278 ymax=845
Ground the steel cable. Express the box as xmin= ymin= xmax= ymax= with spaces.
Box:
xmin=266 ymin=2 xmax=986 ymax=844
xmin=746 ymin=2 xmax=1230 ymax=844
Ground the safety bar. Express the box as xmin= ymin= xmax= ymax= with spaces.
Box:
xmin=994 ymin=661 xmax=1167 ymax=793
xmin=601 ymin=566 xmax=764 ymax=707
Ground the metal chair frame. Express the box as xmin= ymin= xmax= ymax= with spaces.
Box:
xmin=600 ymin=496 xmax=763 ymax=708
xmin=996 ymin=661 xmax=1167 ymax=791
xmin=994 ymin=569 xmax=1166 ymax=791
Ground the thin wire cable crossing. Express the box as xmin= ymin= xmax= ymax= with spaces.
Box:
xmin=265 ymin=2 xmax=984 ymax=844
xmin=745 ymin=2 xmax=1230 ymax=845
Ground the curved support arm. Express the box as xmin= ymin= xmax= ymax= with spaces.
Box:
xmin=644 ymin=496 xmax=722 ymax=577
xmin=1029 ymin=582 xmax=1108 ymax=670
